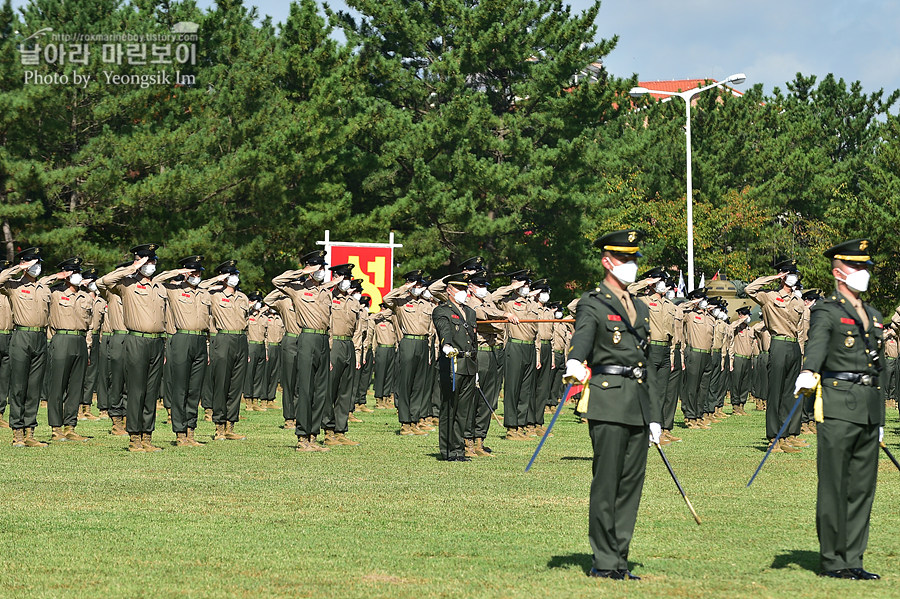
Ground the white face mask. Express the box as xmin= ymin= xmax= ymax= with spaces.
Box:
xmin=453 ymin=290 xmax=468 ymax=304
xmin=538 ymin=292 xmax=550 ymax=303
xmin=517 ymin=285 xmax=530 ymax=296
xmin=654 ymin=281 xmax=668 ymax=294
xmin=474 ymin=286 xmax=488 ymax=299
xmin=352 ymin=292 xmax=362 ymax=302
xmin=88 ymin=281 xmax=98 ymax=293
xmin=718 ymin=312 xmax=728 ymax=321
xmin=312 ymin=269 xmax=326 ymax=282
xmin=139 ymin=263 xmax=156 ymax=277
xmin=254 ymin=301 xmax=262 ymax=311
xmin=744 ymin=315 xmax=751 ymax=324
xmin=712 ymin=308 xmax=722 ymax=319
xmin=665 ymin=290 xmax=676 ymax=300
xmin=69 ymin=273 xmax=83 ymax=286
xmin=187 ymin=275 xmax=201 ymax=287
xmin=792 ymin=289 xmax=802 ymax=299
xmin=607 ymin=260 xmax=638 ymax=285
xmin=226 ymin=274 xmax=240 ymax=288
xmin=837 ymin=267 xmax=870 ymax=293
xmin=784 ymin=274 xmax=799 ymax=288
xmin=338 ymin=279 xmax=351 ymax=292
xmin=26 ymin=263 xmax=42 ymax=277
xmin=410 ymin=286 xmax=423 ymax=297
xmin=422 ymin=289 xmax=433 ymax=300
xmin=554 ymin=311 xmax=563 ymax=319
xmin=698 ymin=299 xmax=709 ymax=309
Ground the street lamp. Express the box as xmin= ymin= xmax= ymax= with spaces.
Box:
xmin=630 ymin=73 xmax=746 ymax=292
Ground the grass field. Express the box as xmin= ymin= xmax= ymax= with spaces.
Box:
xmin=2 ymin=394 xmax=899 ymax=599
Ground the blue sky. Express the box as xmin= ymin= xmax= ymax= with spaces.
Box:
xmin=12 ymin=0 xmax=900 ymax=97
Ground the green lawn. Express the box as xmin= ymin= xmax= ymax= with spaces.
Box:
xmin=2 ymin=395 xmax=899 ymax=599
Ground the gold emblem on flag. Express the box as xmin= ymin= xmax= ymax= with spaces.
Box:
xmin=845 ymin=336 xmax=855 ymax=348
xmin=612 ymin=331 xmax=622 ymax=344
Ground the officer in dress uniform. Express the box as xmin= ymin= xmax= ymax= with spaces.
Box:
xmin=98 ymin=244 xmax=167 ymax=452
xmin=155 ymin=256 xmax=210 ymax=446
xmin=563 ymin=230 xmax=659 ymax=580
xmin=0 ymin=260 xmax=11 ymax=430
xmin=432 ymin=273 xmax=478 ymax=461
xmin=272 ymin=250 xmax=343 ymax=452
xmin=244 ymin=291 xmax=268 ymax=412
xmin=204 ymin=260 xmax=250 ymax=442
xmin=46 ymin=257 xmax=92 ymax=443
xmin=794 ymin=239 xmax=884 ymax=580
xmin=746 ymin=259 xmax=807 ymax=453
xmin=383 ymin=270 xmax=433 ymax=436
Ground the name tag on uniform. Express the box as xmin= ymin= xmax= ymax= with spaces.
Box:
xmin=137 ymin=284 xmax=147 ymax=290
xmin=451 ymin=314 xmax=460 ymax=319
xmin=694 ymin=315 xmax=702 ymax=321
xmin=250 ymin=318 xmax=256 ymax=323
xmin=840 ymin=317 xmax=855 ymax=325
xmin=221 ymin=298 xmax=231 ymax=303
xmin=333 ymin=300 xmax=341 ymax=305
xmin=182 ymin=293 xmax=191 ymax=298
xmin=649 ymin=302 xmax=658 ymax=306
xmin=379 ymin=324 xmax=386 ymax=328
xmin=608 ymin=314 xmax=622 ymax=321
xmin=20 ymin=289 xmax=31 ymax=294
xmin=304 ymin=292 xmax=314 ymax=297
xmin=514 ymin=302 xmax=522 ymax=307
xmin=61 ymin=296 xmax=70 ymax=301
xmin=775 ymin=297 xmax=784 ymax=303
xmin=405 ymin=303 xmax=414 ymax=308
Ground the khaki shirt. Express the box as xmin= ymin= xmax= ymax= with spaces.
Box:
xmin=885 ymin=329 xmax=899 ymax=359
xmin=493 ymin=284 xmax=541 ymax=362
xmin=745 ymin=274 xmax=804 ymax=338
xmin=90 ymin=295 xmax=105 ymax=333
xmin=272 ymin=270 xmax=339 ymax=331
xmin=0 ymin=294 xmax=13 ymax=330
xmin=634 ymin=294 xmax=674 ymax=343
xmin=207 ymin=288 xmax=249 ymax=333
xmin=49 ymin=286 xmax=92 ymax=332
xmin=100 ymin=293 xmax=125 ymax=333
xmin=383 ymin=286 xmax=433 ymax=337
xmin=264 ymin=290 xmax=303 ymax=336
xmin=730 ymin=319 xmax=755 ymax=359
xmin=0 ymin=267 xmax=54 ymax=328
xmin=329 ymin=294 xmax=365 ymax=360
xmin=157 ymin=270 xmax=211 ymax=332
xmin=98 ymin=266 xmax=166 ymax=334
xmin=247 ymin=310 xmax=267 ymax=342
xmin=712 ymin=318 xmax=727 ymax=351
xmin=468 ymin=294 xmax=507 ymax=347
xmin=368 ymin=309 xmax=398 ymax=350
xmin=751 ymin=321 xmax=770 ymax=352
xmin=683 ymin=309 xmax=714 ymax=350
xmin=798 ymin=305 xmax=811 ymax=353
xmin=536 ymin=304 xmax=554 ymax=342
xmin=266 ymin=312 xmax=285 ymax=344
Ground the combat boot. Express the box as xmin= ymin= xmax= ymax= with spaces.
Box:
xmin=659 ymin=435 xmax=673 ymax=446
xmin=164 ymin=408 xmax=172 ymax=423
xmin=11 ymin=428 xmax=26 ymax=447
xmin=464 ymin=439 xmax=477 ymax=458
xmin=410 ymin=423 xmax=428 ymax=435
xmin=505 ymin=427 xmax=523 ymax=440
xmin=295 ymin=436 xmax=315 ymax=452
xmin=336 ymin=432 xmax=360 ymax=446
xmin=25 ymin=428 xmax=47 ymax=446
xmin=98 ymin=410 xmax=109 ymax=420
xmin=348 ymin=412 xmax=363 ymax=423
xmin=357 ymin=403 xmax=374 ymax=413
xmin=716 ymin=407 xmax=729 ymax=419
xmin=416 ymin=419 xmax=434 ymax=432
xmin=323 ymin=430 xmax=341 ymax=446
xmin=224 ymin=421 xmax=246 ymax=440
xmin=175 ymin=432 xmax=191 ymax=447
xmin=141 ymin=433 xmax=162 ymax=452
xmin=809 ymin=421 xmax=817 ymax=434
xmin=186 ymin=428 xmax=203 ymax=447
xmin=777 ymin=438 xmax=801 ymax=453
xmin=473 ymin=438 xmax=494 ymax=457
xmin=51 ymin=426 xmax=69 ymax=442
xmin=282 ymin=419 xmax=296 ymax=430
xmin=524 ymin=425 xmax=539 ymax=438
xmin=251 ymin=399 xmax=265 ymax=411
xmin=399 ymin=423 xmax=414 ymax=436
xmin=665 ymin=430 xmax=682 ymax=443
xmin=109 ymin=416 xmax=128 ymax=436
xmin=308 ymin=435 xmax=330 ymax=452
xmin=204 ymin=408 xmax=213 ymax=422
xmin=127 ymin=433 xmax=144 ymax=452
xmin=800 ymin=422 xmax=811 ymax=435
xmin=77 ymin=405 xmax=87 ymax=421
xmin=64 ymin=426 xmax=88 ymax=442
xmin=213 ymin=423 xmax=226 ymax=441
xmin=0 ymin=411 xmax=9 ymax=429
xmin=82 ymin=405 xmax=100 ymax=421
xmin=266 ymin=400 xmax=278 ymax=410
xmin=786 ymin=435 xmax=809 ymax=448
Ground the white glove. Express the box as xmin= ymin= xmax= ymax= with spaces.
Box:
xmin=649 ymin=422 xmax=662 ymax=445
xmin=879 ymin=427 xmax=884 ymax=443
xmin=563 ymin=359 xmax=588 ymax=384
xmin=475 ymin=373 xmax=480 ymax=387
xmin=442 ymin=344 xmax=459 ymax=358
xmin=793 ymin=371 xmax=817 ymax=396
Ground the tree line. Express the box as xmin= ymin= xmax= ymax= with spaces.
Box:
xmin=2 ymin=0 xmax=898 ymax=311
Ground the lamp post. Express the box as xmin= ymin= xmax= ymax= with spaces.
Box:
xmin=630 ymin=73 xmax=746 ymax=292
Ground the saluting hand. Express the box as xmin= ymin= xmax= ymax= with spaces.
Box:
xmin=56 ymin=270 xmax=73 ymax=280
xmin=133 ymin=256 xmax=149 ymax=269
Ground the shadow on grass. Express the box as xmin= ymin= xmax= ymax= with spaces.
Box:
xmin=547 ymin=553 xmax=592 ymax=575
xmin=770 ymin=550 xmax=819 ymax=573
xmin=560 ymin=456 xmax=592 ymax=461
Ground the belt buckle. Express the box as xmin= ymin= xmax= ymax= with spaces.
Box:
xmin=860 ymin=374 xmax=873 ymax=386
xmin=632 ymin=367 xmax=646 ymax=380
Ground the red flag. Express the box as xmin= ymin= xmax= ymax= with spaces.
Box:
xmin=711 ymin=270 xmax=720 ymax=281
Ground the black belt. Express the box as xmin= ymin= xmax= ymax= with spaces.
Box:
xmin=450 ymin=351 xmax=475 ymax=358
xmin=593 ymin=364 xmax=647 ymax=380
xmin=822 ymin=371 xmax=878 ymax=387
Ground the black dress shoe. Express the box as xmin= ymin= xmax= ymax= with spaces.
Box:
xmin=819 ymin=569 xmax=859 ymax=580
xmin=619 ymin=569 xmax=641 ymax=580
xmin=850 ymin=568 xmax=880 ymax=580
xmin=588 ymin=568 xmax=625 ymax=580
